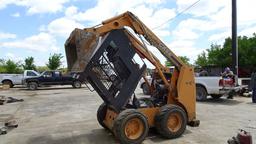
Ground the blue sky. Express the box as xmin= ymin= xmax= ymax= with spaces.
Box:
xmin=0 ymin=0 xmax=256 ymax=67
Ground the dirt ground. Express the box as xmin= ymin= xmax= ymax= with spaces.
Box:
xmin=0 ymin=86 xmax=255 ymax=144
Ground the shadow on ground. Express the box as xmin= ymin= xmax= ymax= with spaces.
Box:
xmin=198 ymin=97 xmax=243 ymax=106
xmin=18 ymin=86 xmax=87 ymax=91
xmin=146 ymin=128 xmax=192 ymax=143
xmin=27 ymin=127 xmax=191 ymax=144
xmin=27 ymin=129 xmax=116 ymax=144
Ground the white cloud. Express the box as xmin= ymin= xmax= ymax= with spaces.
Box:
xmin=169 ymin=40 xmax=203 ymax=62
xmin=5 ymin=52 xmax=23 ymax=62
xmin=172 ymin=28 xmax=199 ymax=40
xmin=65 ymin=5 xmax=78 ymax=17
xmin=46 ymin=17 xmax=84 ymax=38
xmin=0 ymin=0 xmax=69 ymax=14
xmin=239 ymin=25 xmax=256 ymax=37
xmin=0 ymin=0 xmax=16 ymax=9
xmin=208 ymin=31 xmax=230 ymax=43
xmin=0 ymin=32 xmax=59 ymax=52
xmin=177 ymin=0 xmax=228 ymax=17
xmin=11 ymin=12 xmax=20 ymax=17
xmin=0 ymin=32 xmax=16 ymax=40
xmin=72 ymin=0 xmax=166 ymax=24
xmin=172 ymin=0 xmax=256 ymax=62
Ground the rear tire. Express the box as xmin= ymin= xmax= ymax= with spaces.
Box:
xmin=113 ymin=109 xmax=149 ymax=144
xmin=72 ymin=81 xmax=81 ymax=88
xmin=155 ymin=104 xmax=187 ymax=139
xmin=97 ymin=103 xmax=108 ymax=129
xmin=28 ymin=82 xmax=38 ymax=90
xmin=2 ymin=80 xmax=13 ymax=88
xmin=196 ymin=85 xmax=207 ymax=101
xmin=142 ymin=83 xmax=150 ymax=95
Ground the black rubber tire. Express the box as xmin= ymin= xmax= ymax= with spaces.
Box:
xmin=113 ymin=109 xmax=149 ymax=144
xmin=155 ymin=104 xmax=187 ymax=139
xmin=196 ymin=85 xmax=207 ymax=101
xmin=28 ymin=82 xmax=38 ymax=90
xmin=211 ymin=94 xmax=222 ymax=99
xmin=97 ymin=103 xmax=108 ymax=129
xmin=142 ymin=83 xmax=150 ymax=95
xmin=3 ymin=80 xmax=13 ymax=88
xmin=72 ymin=80 xmax=81 ymax=88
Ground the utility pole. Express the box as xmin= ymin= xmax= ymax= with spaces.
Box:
xmin=232 ymin=0 xmax=238 ymax=84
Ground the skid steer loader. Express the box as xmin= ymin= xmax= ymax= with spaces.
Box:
xmin=65 ymin=11 xmax=200 ymax=144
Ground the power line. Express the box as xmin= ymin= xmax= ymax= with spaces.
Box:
xmin=152 ymin=0 xmax=201 ymax=30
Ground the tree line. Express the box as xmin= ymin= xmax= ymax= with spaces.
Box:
xmin=195 ymin=33 xmax=256 ymax=68
xmin=0 ymin=53 xmax=64 ymax=73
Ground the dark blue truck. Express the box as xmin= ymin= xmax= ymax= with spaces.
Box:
xmin=24 ymin=71 xmax=82 ymax=90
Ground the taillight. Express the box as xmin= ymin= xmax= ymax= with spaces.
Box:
xmin=219 ymin=79 xmax=223 ymax=86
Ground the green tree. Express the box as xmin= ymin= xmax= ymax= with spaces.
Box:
xmin=46 ymin=53 xmax=63 ymax=70
xmin=195 ymin=51 xmax=208 ymax=67
xmin=4 ymin=59 xmax=22 ymax=73
xmin=23 ymin=56 xmax=36 ymax=70
xmin=0 ymin=59 xmax=6 ymax=73
xmin=195 ymin=33 xmax=256 ymax=67
xmin=179 ymin=56 xmax=190 ymax=65
xmin=37 ymin=66 xmax=49 ymax=73
xmin=165 ymin=56 xmax=190 ymax=66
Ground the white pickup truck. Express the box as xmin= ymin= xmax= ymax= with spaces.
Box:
xmin=0 ymin=70 xmax=39 ymax=87
xmin=195 ymin=76 xmax=236 ymax=101
xmin=139 ymin=75 xmax=239 ymax=101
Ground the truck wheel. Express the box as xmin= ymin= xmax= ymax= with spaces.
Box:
xmin=211 ymin=94 xmax=222 ymax=99
xmin=2 ymin=80 xmax=13 ymax=88
xmin=113 ymin=109 xmax=149 ymax=144
xmin=196 ymin=86 xmax=207 ymax=101
xmin=28 ymin=82 xmax=38 ymax=90
xmin=97 ymin=103 xmax=108 ymax=130
xmin=142 ymin=83 xmax=150 ymax=95
xmin=72 ymin=81 xmax=81 ymax=88
xmin=155 ymin=104 xmax=187 ymax=139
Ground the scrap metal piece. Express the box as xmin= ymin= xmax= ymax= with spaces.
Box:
xmin=0 ymin=127 xmax=7 ymax=135
xmin=0 ymin=96 xmax=23 ymax=105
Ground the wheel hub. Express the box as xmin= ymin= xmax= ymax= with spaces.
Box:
xmin=124 ymin=118 xmax=144 ymax=140
xmin=167 ymin=113 xmax=182 ymax=132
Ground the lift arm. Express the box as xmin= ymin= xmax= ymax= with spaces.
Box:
xmin=84 ymin=11 xmax=185 ymax=69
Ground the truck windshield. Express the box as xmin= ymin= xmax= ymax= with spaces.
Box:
xmin=27 ymin=71 xmax=39 ymax=76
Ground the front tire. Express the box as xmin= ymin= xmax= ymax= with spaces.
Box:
xmin=196 ymin=85 xmax=207 ymax=101
xmin=72 ymin=81 xmax=81 ymax=88
xmin=113 ymin=109 xmax=149 ymax=144
xmin=27 ymin=82 xmax=38 ymax=90
xmin=155 ymin=105 xmax=187 ymax=139
xmin=97 ymin=103 xmax=108 ymax=129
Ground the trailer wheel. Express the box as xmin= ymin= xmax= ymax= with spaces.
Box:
xmin=97 ymin=103 xmax=108 ymax=130
xmin=155 ymin=104 xmax=187 ymax=139
xmin=113 ymin=109 xmax=149 ymax=144
xmin=72 ymin=81 xmax=81 ymax=88
xmin=28 ymin=82 xmax=38 ymax=90
xmin=2 ymin=80 xmax=13 ymax=88
xmin=196 ymin=85 xmax=207 ymax=101
xmin=142 ymin=83 xmax=150 ymax=95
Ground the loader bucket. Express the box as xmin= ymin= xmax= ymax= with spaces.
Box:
xmin=65 ymin=28 xmax=100 ymax=72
